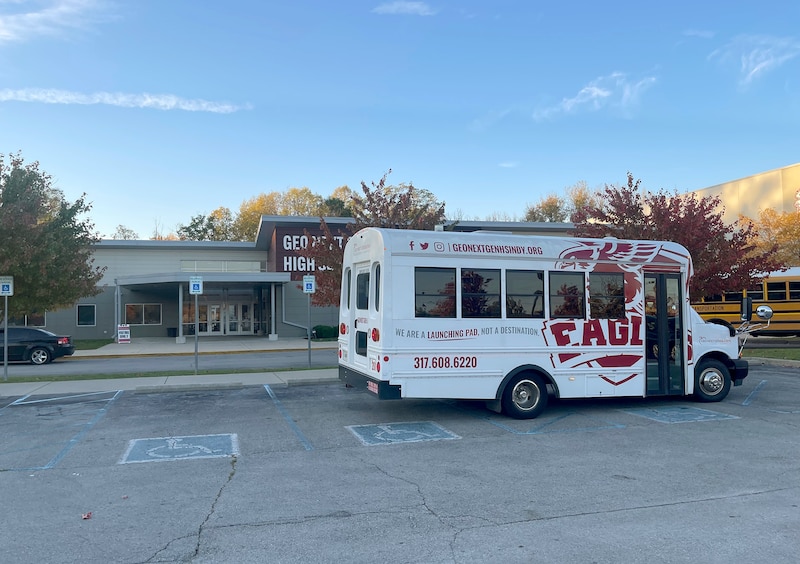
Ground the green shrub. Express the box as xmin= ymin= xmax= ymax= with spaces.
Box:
xmin=312 ymin=325 xmax=337 ymax=339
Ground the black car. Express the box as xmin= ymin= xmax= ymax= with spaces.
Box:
xmin=0 ymin=327 xmax=75 ymax=365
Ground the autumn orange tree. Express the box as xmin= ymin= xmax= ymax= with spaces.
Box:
xmin=524 ymin=181 xmax=601 ymax=222
xmin=741 ymin=208 xmax=800 ymax=267
xmin=299 ymin=170 xmax=447 ymax=306
xmin=572 ymin=173 xmax=785 ymax=300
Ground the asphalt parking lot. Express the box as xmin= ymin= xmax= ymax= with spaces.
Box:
xmin=1 ymin=365 xmax=799 ymax=564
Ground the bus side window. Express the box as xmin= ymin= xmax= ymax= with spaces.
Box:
xmin=549 ymin=272 xmax=585 ymax=319
xmin=747 ymin=283 xmax=764 ymax=301
xmin=790 ymin=281 xmax=800 ymax=301
xmin=343 ymin=268 xmax=352 ymax=309
xmin=506 ymin=270 xmax=544 ymax=318
xmin=589 ymin=272 xmax=625 ymax=319
xmin=374 ymin=263 xmax=381 ymax=312
xmin=415 ymin=267 xmax=456 ymax=318
xmin=767 ymin=281 xmax=787 ymax=301
xmin=462 ymin=268 xmax=501 ymax=318
xmin=724 ymin=291 xmax=743 ymax=302
xmin=356 ymin=272 xmax=369 ymax=310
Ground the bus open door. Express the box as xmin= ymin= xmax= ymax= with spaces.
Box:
xmin=645 ymin=273 xmax=685 ymax=396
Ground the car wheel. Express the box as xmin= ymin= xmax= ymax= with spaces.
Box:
xmin=502 ymin=373 xmax=548 ymax=419
xmin=30 ymin=347 xmax=51 ymax=365
xmin=694 ymin=359 xmax=731 ymax=402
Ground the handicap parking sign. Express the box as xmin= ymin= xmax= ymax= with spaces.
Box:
xmin=303 ymin=275 xmax=316 ymax=294
xmin=0 ymin=276 xmax=13 ymax=296
xmin=189 ymin=276 xmax=203 ymax=295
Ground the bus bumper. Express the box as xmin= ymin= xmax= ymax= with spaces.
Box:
xmin=730 ymin=358 xmax=749 ymax=386
xmin=339 ymin=366 xmax=402 ymax=399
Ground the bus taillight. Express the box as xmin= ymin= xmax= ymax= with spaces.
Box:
xmin=371 ymin=328 xmax=380 ymax=342
xmin=340 ymin=323 xmax=346 ymax=335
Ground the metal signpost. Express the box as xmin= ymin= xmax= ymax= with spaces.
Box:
xmin=303 ymin=275 xmax=316 ymax=368
xmin=0 ymin=276 xmax=13 ymax=382
xmin=189 ymin=276 xmax=203 ymax=375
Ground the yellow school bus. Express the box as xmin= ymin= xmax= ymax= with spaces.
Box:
xmin=692 ymin=268 xmax=800 ymax=336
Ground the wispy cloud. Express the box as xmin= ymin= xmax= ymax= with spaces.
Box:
xmin=709 ymin=34 xmax=800 ymax=85
xmin=533 ymin=72 xmax=656 ymax=121
xmin=0 ymin=88 xmax=252 ymax=113
xmin=683 ymin=29 xmax=715 ymax=39
xmin=0 ymin=0 xmax=110 ymax=44
xmin=498 ymin=161 xmax=518 ymax=169
xmin=372 ymin=2 xmax=436 ymax=16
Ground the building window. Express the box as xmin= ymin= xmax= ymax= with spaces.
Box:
xmin=461 ymin=268 xmax=501 ymax=318
xmin=415 ymin=267 xmax=456 ymax=318
xmin=77 ymin=304 xmax=96 ymax=326
xmin=125 ymin=304 xmax=162 ymax=325
xmin=506 ymin=270 xmax=545 ymax=318
xmin=549 ymin=272 xmax=585 ymax=318
xmin=8 ymin=313 xmax=46 ymax=327
xmin=180 ymin=260 xmax=264 ymax=272
xmin=589 ymin=273 xmax=625 ymax=319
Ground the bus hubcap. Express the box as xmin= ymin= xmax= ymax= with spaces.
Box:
xmin=513 ymin=381 xmax=539 ymax=410
xmin=700 ymin=371 xmax=723 ymax=393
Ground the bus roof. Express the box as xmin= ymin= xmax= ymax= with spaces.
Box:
xmin=346 ymin=227 xmax=693 ymax=270
xmin=764 ymin=267 xmax=800 ymax=279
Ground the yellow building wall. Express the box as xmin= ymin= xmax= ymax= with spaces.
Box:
xmin=691 ymin=162 xmax=800 ymax=223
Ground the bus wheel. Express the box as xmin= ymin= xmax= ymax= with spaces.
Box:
xmin=694 ymin=359 xmax=731 ymax=402
xmin=502 ymin=374 xmax=548 ymax=419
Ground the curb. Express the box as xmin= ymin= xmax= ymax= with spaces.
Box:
xmin=744 ymin=357 xmax=800 ymax=369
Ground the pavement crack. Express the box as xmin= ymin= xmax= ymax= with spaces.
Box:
xmin=140 ymin=455 xmax=238 ymax=563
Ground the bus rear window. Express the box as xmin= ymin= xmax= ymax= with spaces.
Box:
xmin=415 ymin=267 xmax=456 ymax=318
xmin=356 ymin=272 xmax=369 ymax=310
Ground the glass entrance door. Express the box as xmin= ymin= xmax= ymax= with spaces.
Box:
xmin=226 ymin=304 xmax=239 ymax=333
xmin=224 ymin=302 xmax=256 ymax=335
xmin=197 ymin=304 xmax=222 ymax=335
xmin=645 ymin=273 xmax=685 ymax=396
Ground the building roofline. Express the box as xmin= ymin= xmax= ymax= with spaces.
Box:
xmin=96 ymin=239 xmax=256 ymax=250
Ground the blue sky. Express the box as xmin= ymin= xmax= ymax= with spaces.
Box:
xmin=1 ymin=1 xmax=798 ymax=239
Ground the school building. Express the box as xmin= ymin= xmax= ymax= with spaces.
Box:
xmin=690 ymin=162 xmax=800 ymax=223
xmin=40 ymin=216 xmax=572 ymax=342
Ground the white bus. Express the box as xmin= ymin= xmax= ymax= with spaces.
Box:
xmin=337 ymin=228 xmax=771 ymax=419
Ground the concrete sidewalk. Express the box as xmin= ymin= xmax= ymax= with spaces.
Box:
xmin=0 ymin=336 xmax=340 ymax=398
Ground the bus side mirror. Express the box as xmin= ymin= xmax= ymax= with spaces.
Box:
xmin=740 ymin=297 xmax=753 ymax=321
xmin=755 ymin=305 xmax=773 ymax=320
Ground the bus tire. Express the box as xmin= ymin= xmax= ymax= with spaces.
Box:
xmin=502 ymin=373 xmax=548 ymax=419
xmin=694 ymin=359 xmax=731 ymax=402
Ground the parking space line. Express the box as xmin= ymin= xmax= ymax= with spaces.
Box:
xmin=742 ymin=379 xmax=768 ymax=406
xmin=6 ymin=390 xmax=125 ymax=472
xmin=263 ymin=385 xmax=314 ymax=451
xmin=41 ymin=390 xmax=122 ymax=469
xmin=10 ymin=391 xmax=119 ymax=406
